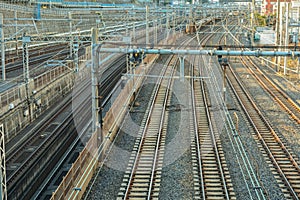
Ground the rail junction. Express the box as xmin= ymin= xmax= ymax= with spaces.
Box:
xmin=0 ymin=1 xmax=300 ymax=200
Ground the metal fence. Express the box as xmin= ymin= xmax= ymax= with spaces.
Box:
xmin=0 ymin=46 xmax=90 ymax=114
xmin=34 ymin=65 xmax=68 ymax=91
xmin=0 ymin=86 xmax=23 ymax=108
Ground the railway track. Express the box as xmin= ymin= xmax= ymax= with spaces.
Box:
xmin=215 ymin=20 xmax=271 ymax=200
xmin=114 ymin=20 xmax=237 ymax=200
xmin=239 ymin=56 xmax=300 ymax=124
xmin=5 ymin=52 xmax=128 ymax=199
xmin=117 ymin=53 xmax=176 ymax=199
xmin=33 ymin=53 xmax=128 ymax=199
xmin=115 ymin=28 xmax=236 ymax=199
xmin=190 ymin=55 xmax=235 ymax=199
xmin=6 ymin=85 xmax=89 ymax=200
xmin=81 ymin=18 xmax=273 ymax=199
xmin=188 ymin=20 xmax=237 ymax=199
xmin=226 ymin=64 xmax=300 ymax=199
xmin=3 ymin=23 xmax=166 ymax=199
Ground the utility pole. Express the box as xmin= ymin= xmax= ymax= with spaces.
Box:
xmin=22 ymin=33 xmax=32 ymax=122
xmin=132 ymin=22 xmax=136 ymax=42
xmin=74 ymin=36 xmax=79 ymax=73
xmin=14 ymin=11 xmax=18 ymax=55
xmin=173 ymin=11 xmax=176 ymax=32
xmin=295 ymin=7 xmax=300 ymax=79
xmin=250 ymin=0 xmax=255 ymax=46
xmin=91 ymin=28 xmax=102 ymax=136
xmin=275 ymin=0 xmax=281 ymax=72
xmin=125 ymin=10 xmax=129 ymax=36
xmin=0 ymin=14 xmax=5 ymax=81
xmin=146 ymin=6 xmax=149 ymax=47
xmin=188 ymin=6 xmax=192 ymax=33
xmin=284 ymin=2 xmax=290 ymax=75
xmin=225 ymin=17 xmax=228 ymax=46
xmin=155 ymin=18 xmax=158 ymax=45
xmin=166 ymin=13 xmax=169 ymax=29
xmin=279 ymin=3 xmax=285 ymax=71
xmin=69 ymin=12 xmax=73 ymax=57
xmin=166 ymin=13 xmax=170 ymax=45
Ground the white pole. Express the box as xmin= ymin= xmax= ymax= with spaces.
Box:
xmin=69 ymin=12 xmax=73 ymax=57
xmin=284 ymin=2 xmax=289 ymax=75
xmin=275 ymin=0 xmax=280 ymax=71
xmin=279 ymin=3 xmax=284 ymax=70
xmin=173 ymin=11 xmax=176 ymax=32
xmin=155 ymin=19 xmax=157 ymax=45
xmin=91 ymin=28 xmax=99 ymax=134
xmin=22 ymin=33 xmax=32 ymax=122
xmin=133 ymin=22 xmax=136 ymax=42
xmin=250 ymin=0 xmax=255 ymax=46
xmin=146 ymin=6 xmax=149 ymax=47
xmin=297 ymin=7 xmax=300 ymax=78
xmin=14 ymin=11 xmax=18 ymax=55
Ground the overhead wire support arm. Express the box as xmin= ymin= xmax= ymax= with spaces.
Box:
xmin=98 ymin=47 xmax=300 ymax=57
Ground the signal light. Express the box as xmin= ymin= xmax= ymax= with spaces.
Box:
xmin=217 ymin=46 xmax=222 ymax=58
xmin=217 ymin=46 xmax=222 ymax=63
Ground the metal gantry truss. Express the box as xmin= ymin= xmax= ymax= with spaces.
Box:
xmin=98 ymin=47 xmax=300 ymax=57
xmin=96 ymin=46 xmax=300 ymax=82
xmin=0 ymin=124 xmax=7 ymax=200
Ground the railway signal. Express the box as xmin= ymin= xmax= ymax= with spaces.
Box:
xmin=217 ymin=46 xmax=223 ymax=63
xmin=129 ymin=51 xmax=143 ymax=65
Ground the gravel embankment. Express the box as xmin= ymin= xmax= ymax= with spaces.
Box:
xmin=83 ymin=34 xmax=300 ymax=200
xmin=83 ymin=56 xmax=167 ymax=199
xmin=231 ymin=61 xmax=300 ymax=161
xmin=201 ymin=52 xmax=286 ymax=199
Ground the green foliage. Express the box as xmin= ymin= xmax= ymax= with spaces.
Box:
xmin=254 ymin=13 xmax=267 ymax=26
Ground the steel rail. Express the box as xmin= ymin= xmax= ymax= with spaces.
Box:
xmin=191 ymin=25 xmax=219 ymax=199
xmin=147 ymin=61 xmax=175 ymax=200
xmin=190 ymin=20 xmax=231 ymax=199
xmin=6 ymin=51 xmax=126 ymax=198
xmin=223 ymin=23 xmax=269 ymax=200
xmin=240 ymin=57 xmax=300 ymax=124
xmin=123 ymin=59 xmax=169 ymax=199
xmin=203 ymin=19 xmax=267 ymax=200
xmin=204 ymin=20 xmax=232 ymax=199
xmin=226 ymin=65 xmax=300 ymax=200
xmin=190 ymin=62 xmax=205 ymax=200
xmin=126 ymin=37 xmax=186 ymax=200
xmin=201 ymin=70 xmax=230 ymax=199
